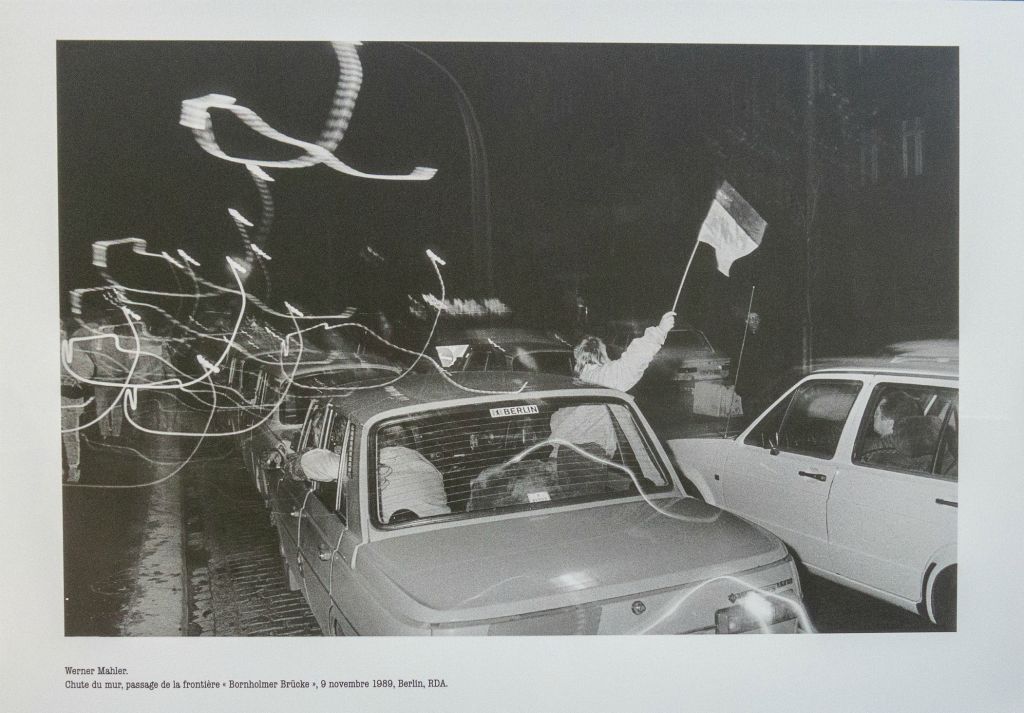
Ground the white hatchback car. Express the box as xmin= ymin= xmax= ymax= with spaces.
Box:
xmin=669 ymin=356 xmax=958 ymax=628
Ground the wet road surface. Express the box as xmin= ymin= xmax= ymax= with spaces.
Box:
xmin=63 ymin=437 xmax=152 ymax=636
xmin=183 ymin=446 xmax=320 ymax=636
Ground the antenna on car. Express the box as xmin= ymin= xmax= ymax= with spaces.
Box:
xmin=724 ymin=285 xmax=756 ymax=438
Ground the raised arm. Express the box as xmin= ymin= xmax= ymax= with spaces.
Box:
xmin=582 ymin=312 xmax=675 ymax=392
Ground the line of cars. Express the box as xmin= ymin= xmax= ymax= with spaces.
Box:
xmin=219 ymin=326 xmax=807 ymax=635
xmin=220 ymin=321 xmax=957 ymax=634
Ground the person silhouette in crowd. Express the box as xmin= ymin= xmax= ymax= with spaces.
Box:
xmin=61 ymin=320 xmax=95 ymax=482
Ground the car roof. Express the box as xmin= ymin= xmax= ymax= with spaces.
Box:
xmin=808 ymin=340 xmax=959 ymax=379
xmin=322 ymin=371 xmax=618 ymax=423
xmin=474 ymin=341 xmax=571 ymax=353
xmin=437 ymin=327 xmax=570 ymax=347
xmin=270 ymin=351 xmax=400 ymax=381
xmin=811 ymin=357 xmax=958 ymax=379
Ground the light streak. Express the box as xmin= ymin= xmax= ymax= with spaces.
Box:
xmin=63 ymin=260 xmax=249 ymax=392
xmin=228 ymin=208 xmax=254 ymax=227
xmin=60 ymin=307 xmax=142 ymax=434
xmin=246 ymin=163 xmax=274 ymax=182
xmin=64 ymin=42 xmax=451 ymax=478
xmin=64 ymin=369 xmax=219 ymax=490
xmin=627 ymin=573 xmax=815 ymax=634
xmin=426 ymin=248 xmax=446 ymax=266
xmin=502 ymin=437 xmax=719 ymax=525
xmin=226 ymin=256 xmax=248 ymax=274
xmin=160 ymin=251 xmax=184 ymax=269
xmin=120 ymin=304 xmax=305 ymax=439
xmin=179 ymin=93 xmax=437 ymax=181
xmin=178 ymin=249 xmax=201 ymax=267
xmin=196 ymin=354 xmax=221 ymax=374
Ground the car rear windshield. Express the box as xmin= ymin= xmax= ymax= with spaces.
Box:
xmin=370 ymin=397 xmax=674 ymax=527
xmin=665 ymin=330 xmax=712 ymax=351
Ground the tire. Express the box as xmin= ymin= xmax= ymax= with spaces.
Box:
xmin=931 ymin=565 xmax=957 ymax=631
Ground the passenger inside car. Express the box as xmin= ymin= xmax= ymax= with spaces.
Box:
xmin=376 ymin=425 xmax=451 ymax=524
xmin=376 ymin=399 xmax=669 ymax=522
xmin=864 ymin=390 xmax=921 ymax=455
xmin=854 ymin=384 xmax=958 ymax=477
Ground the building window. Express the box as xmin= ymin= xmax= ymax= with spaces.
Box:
xmin=901 ymin=117 xmax=925 ymax=177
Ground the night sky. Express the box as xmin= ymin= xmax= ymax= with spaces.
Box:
xmin=57 ymin=41 xmax=955 ymax=357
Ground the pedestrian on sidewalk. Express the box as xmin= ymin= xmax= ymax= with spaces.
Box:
xmin=77 ymin=311 xmax=129 ymax=440
xmin=61 ymin=320 xmax=95 ymax=482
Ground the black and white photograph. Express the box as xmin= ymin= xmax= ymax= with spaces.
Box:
xmin=4 ymin=1 xmax=1024 ymax=711
xmin=57 ymin=39 xmax=958 ymax=637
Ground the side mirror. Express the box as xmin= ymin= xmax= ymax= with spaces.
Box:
xmin=768 ymin=432 xmax=780 ymax=456
xmin=300 ymin=449 xmax=342 ymax=484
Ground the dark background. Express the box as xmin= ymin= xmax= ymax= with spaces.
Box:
xmin=58 ymin=42 xmax=957 ymax=365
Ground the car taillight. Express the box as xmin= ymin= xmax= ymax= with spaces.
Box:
xmin=715 ymin=592 xmax=798 ymax=634
xmin=485 ymin=605 xmax=602 ymax=635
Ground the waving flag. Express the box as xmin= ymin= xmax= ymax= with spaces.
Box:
xmin=697 ymin=181 xmax=766 ymax=276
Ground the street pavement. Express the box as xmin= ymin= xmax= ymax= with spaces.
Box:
xmin=182 ymin=447 xmax=320 ymax=636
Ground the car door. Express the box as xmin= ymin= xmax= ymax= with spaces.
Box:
xmin=240 ymin=369 xmax=270 ymax=479
xmin=271 ymin=400 xmax=325 ymax=585
xmin=724 ymin=378 xmax=864 ymax=569
xmin=828 ymin=381 xmax=958 ymax=601
xmin=294 ymin=407 xmax=343 ymax=631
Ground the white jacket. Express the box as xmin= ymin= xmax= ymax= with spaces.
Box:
xmin=551 ymin=325 xmax=667 ymax=456
xmin=577 ymin=325 xmax=668 ymax=391
xmin=299 ymin=446 xmax=451 ymax=522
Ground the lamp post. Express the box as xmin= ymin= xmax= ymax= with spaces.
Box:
xmin=400 ymin=44 xmax=494 ymax=295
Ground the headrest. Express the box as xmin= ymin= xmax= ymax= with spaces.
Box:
xmin=894 ymin=416 xmax=942 ymax=458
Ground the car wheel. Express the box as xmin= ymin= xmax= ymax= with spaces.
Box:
xmin=931 ymin=565 xmax=957 ymax=631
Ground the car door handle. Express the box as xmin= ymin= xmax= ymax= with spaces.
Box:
xmin=935 ymin=498 xmax=958 ymax=508
xmin=317 ymin=544 xmax=333 ymax=561
xmin=798 ymin=471 xmax=827 ymax=482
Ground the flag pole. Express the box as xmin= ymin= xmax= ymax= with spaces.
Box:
xmin=670 ymin=238 xmax=702 ymax=313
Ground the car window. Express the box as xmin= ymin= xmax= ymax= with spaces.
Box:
xmin=745 ymin=380 xmax=862 ymax=459
xmin=277 ymin=369 xmax=396 ymax=424
xmin=665 ymin=330 xmax=711 ymax=351
xmin=511 ymin=350 xmax=572 ymax=375
xmin=227 ymin=357 xmax=240 ymax=388
xmin=745 ymin=391 xmax=792 ymax=448
xmin=279 ymin=392 xmax=308 ymax=425
xmin=463 ymin=347 xmax=490 ymax=371
xmin=314 ymin=413 xmax=350 ymax=515
xmin=370 ymin=398 xmax=674 ymax=527
xmin=298 ymin=401 xmax=330 ymax=451
xmin=240 ymin=364 xmax=262 ymax=402
xmin=853 ymin=383 xmax=958 ymax=480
